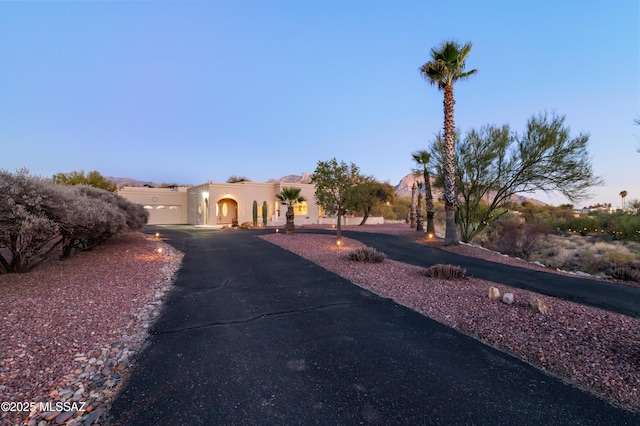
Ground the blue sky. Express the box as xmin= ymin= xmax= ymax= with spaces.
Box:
xmin=1 ymin=0 xmax=638 ymax=208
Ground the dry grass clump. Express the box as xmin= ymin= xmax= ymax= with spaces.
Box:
xmin=347 ymin=246 xmax=386 ymax=263
xmin=424 ymin=264 xmax=467 ymax=280
xmin=531 ymin=234 xmax=640 ymax=281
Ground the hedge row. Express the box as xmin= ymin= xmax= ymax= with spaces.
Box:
xmin=0 ymin=169 xmax=148 ymax=273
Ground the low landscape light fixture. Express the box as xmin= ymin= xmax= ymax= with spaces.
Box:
xmin=157 ymin=247 xmax=163 ymax=256
xmin=275 ymin=228 xmax=279 ymax=234
xmin=155 ymin=232 xmax=160 ymax=239
xmin=427 ymin=233 xmax=434 ymax=239
xmin=336 ymin=238 xmax=342 ymax=249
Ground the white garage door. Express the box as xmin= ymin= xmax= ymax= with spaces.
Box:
xmin=145 ymin=205 xmax=183 ymax=224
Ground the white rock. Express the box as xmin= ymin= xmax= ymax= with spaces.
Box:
xmin=502 ymin=293 xmax=514 ymax=305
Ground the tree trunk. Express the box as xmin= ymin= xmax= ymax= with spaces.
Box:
xmin=285 ymin=206 xmax=295 ymax=234
xmin=443 ymin=83 xmax=459 ymax=245
xmin=336 ymin=210 xmax=343 ymax=238
xmin=359 ymin=208 xmax=370 ymax=226
xmin=426 ymin=211 xmax=436 ymax=237
xmin=423 ymin=171 xmax=435 ymax=236
xmin=416 ymin=192 xmax=424 ymax=232
xmin=410 ymin=182 xmax=416 ymax=228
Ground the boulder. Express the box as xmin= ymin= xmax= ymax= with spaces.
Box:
xmin=529 ymin=297 xmax=549 ymax=315
xmin=502 ymin=293 xmax=514 ymax=305
xmin=488 ymin=286 xmax=501 ymax=301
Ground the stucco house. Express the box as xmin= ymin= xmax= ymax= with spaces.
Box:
xmin=116 ymin=181 xmax=320 ymax=226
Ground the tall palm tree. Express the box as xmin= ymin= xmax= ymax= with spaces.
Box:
xmin=412 ymin=150 xmax=436 ymax=238
xmin=276 ymin=187 xmax=305 ymax=234
xmin=620 ymin=190 xmax=628 ymax=209
xmin=420 ymin=40 xmax=477 ymax=245
xmin=416 ymin=181 xmax=424 ymax=232
xmin=410 ymin=181 xmax=417 ymax=228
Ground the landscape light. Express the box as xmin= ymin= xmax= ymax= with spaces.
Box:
xmin=428 ymin=233 xmax=434 ymax=239
xmin=336 ymin=238 xmax=342 ymax=249
xmin=275 ymin=228 xmax=279 ymax=234
xmin=155 ymin=232 xmax=160 ymax=239
xmin=157 ymin=247 xmax=163 ymax=256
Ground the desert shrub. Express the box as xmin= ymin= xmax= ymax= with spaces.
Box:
xmin=482 ymin=217 xmax=549 ymax=259
xmin=74 ymin=185 xmax=148 ymax=231
xmin=347 ymin=246 xmax=386 ymax=263
xmin=606 ymin=250 xmax=636 ymax=265
xmin=0 ymin=169 xmax=149 ymax=273
xmin=424 ymin=264 xmax=467 ymax=280
xmin=608 ymin=265 xmax=640 ymax=282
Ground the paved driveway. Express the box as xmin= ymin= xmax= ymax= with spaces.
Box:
xmin=339 ymin=230 xmax=640 ymax=318
xmin=108 ymin=226 xmax=639 ymax=425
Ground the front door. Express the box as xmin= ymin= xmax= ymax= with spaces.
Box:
xmin=217 ymin=198 xmax=238 ymax=225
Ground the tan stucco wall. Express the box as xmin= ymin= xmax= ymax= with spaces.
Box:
xmin=116 ymin=186 xmax=189 ymax=224
xmin=188 ymin=182 xmax=320 ymax=226
xmin=118 ymin=181 xmax=333 ymax=226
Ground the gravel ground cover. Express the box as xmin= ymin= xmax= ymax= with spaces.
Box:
xmin=0 ymin=233 xmax=183 ymax=426
xmin=262 ymin=225 xmax=640 ymax=414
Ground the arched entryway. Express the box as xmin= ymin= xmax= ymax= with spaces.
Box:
xmin=217 ymin=198 xmax=238 ymax=225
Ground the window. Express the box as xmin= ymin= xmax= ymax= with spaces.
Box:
xmin=294 ymin=201 xmax=307 ymax=215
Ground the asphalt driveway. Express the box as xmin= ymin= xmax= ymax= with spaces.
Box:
xmin=108 ymin=226 xmax=639 ymax=425
xmin=339 ymin=230 xmax=640 ymax=318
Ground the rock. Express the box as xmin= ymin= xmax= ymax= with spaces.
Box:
xmin=42 ymin=411 xmax=60 ymax=421
xmin=488 ymin=286 xmax=501 ymax=301
xmin=529 ymin=297 xmax=549 ymax=315
xmin=115 ymin=360 xmax=129 ymax=371
xmin=55 ymin=410 xmax=75 ymax=423
xmin=80 ymin=408 xmax=101 ymax=425
xmin=88 ymin=378 xmax=104 ymax=389
xmin=502 ymin=293 xmax=514 ymax=305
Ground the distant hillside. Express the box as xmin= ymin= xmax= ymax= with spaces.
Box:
xmin=106 ymin=177 xmax=176 ymax=188
xmin=394 ymin=172 xmax=547 ymax=206
xmin=267 ymin=173 xmax=312 ymax=184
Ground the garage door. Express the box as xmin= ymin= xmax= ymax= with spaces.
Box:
xmin=145 ymin=205 xmax=183 ymax=224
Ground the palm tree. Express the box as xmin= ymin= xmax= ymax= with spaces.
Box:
xmin=276 ymin=187 xmax=305 ymax=234
xmin=420 ymin=40 xmax=477 ymax=245
xmin=410 ymin=181 xmax=417 ymax=228
xmin=620 ymin=190 xmax=628 ymax=209
xmin=412 ymin=150 xmax=436 ymax=238
xmin=416 ymin=181 xmax=424 ymax=232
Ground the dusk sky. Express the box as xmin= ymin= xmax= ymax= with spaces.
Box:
xmin=1 ymin=1 xmax=638 ymax=208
